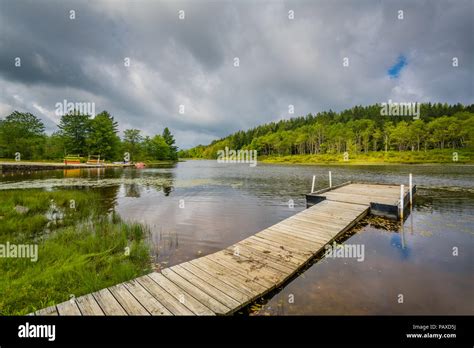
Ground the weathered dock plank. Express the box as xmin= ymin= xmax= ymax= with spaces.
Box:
xmin=75 ymin=294 xmax=105 ymax=315
xmin=122 ymin=279 xmax=173 ymax=316
xmin=148 ymin=273 xmax=215 ymax=315
xmin=56 ymin=300 xmax=82 ymax=316
xmin=168 ymin=265 xmax=242 ymax=310
xmin=108 ymin=284 xmax=150 ymax=315
xmin=190 ymin=257 xmax=267 ymax=296
xmin=35 ymin=305 xmax=58 ymax=316
xmin=92 ymin=289 xmax=127 ymax=316
xmin=135 ymin=275 xmax=194 ymax=315
xmin=178 ymin=262 xmax=251 ymax=303
xmin=160 ymin=268 xmax=231 ymax=314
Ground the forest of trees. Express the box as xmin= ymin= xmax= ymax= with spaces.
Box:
xmin=0 ymin=110 xmax=178 ymax=162
xmin=179 ymin=103 xmax=474 ymax=159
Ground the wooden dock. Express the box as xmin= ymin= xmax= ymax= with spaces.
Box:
xmin=32 ymin=182 xmax=414 ymax=316
xmin=0 ymin=161 xmax=133 ymax=173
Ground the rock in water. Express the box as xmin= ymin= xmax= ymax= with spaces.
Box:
xmin=14 ymin=205 xmax=29 ymax=214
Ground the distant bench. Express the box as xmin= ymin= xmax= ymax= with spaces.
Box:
xmin=87 ymin=155 xmax=105 ymax=166
xmin=63 ymin=156 xmax=105 ymax=165
xmin=86 ymin=159 xmax=105 ymax=165
xmin=64 ymin=156 xmax=81 ymax=165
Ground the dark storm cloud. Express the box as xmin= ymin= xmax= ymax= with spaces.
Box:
xmin=0 ymin=0 xmax=472 ymax=148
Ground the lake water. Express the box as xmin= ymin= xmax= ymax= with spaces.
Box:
xmin=1 ymin=160 xmax=473 ymax=315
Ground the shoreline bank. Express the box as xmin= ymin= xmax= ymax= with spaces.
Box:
xmin=0 ymin=161 xmax=134 ymax=172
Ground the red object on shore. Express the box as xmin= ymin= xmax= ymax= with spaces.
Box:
xmin=64 ymin=160 xmax=81 ymax=165
xmin=135 ymin=162 xmax=146 ymax=168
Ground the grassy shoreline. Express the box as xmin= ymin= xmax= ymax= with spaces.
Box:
xmin=0 ymin=189 xmax=151 ymax=315
xmin=144 ymin=160 xmax=178 ymax=165
xmin=180 ymin=149 xmax=474 ymax=165
xmin=265 ymin=150 xmax=474 ymax=165
xmin=0 ymin=158 xmax=178 ymax=165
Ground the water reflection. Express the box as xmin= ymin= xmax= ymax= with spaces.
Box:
xmin=123 ymin=182 xmax=141 ymax=198
xmin=63 ymin=169 xmax=81 ymax=177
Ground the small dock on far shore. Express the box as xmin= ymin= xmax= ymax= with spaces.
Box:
xmin=32 ymin=180 xmax=415 ymax=316
xmin=0 ymin=161 xmax=134 ymax=173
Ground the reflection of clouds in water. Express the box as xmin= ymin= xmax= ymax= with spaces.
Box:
xmin=257 ymin=224 xmax=473 ymax=315
xmin=0 ymin=178 xmax=170 ymax=190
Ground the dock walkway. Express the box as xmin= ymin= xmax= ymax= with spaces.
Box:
xmin=33 ymin=182 xmax=413 ymax=316
xmin=0 ymin=161 xmax=133 ymax=173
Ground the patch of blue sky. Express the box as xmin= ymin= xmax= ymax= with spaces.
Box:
xmin=387 ymin=55 xmax=407 ymax=78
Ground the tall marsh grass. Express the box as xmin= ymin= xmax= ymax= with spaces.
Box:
xmin=0 ymin=189 xmax=151 ymax=315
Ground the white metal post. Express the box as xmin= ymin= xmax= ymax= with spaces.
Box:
xmin=329 ymin=171 xmax=332 ymax=188
xmin=311 ymin=175 xmax=316 ymax=193
xmin=400 ymin=184 xmax=404 ymax=221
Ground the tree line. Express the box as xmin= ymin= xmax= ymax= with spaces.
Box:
xmin=0 ymin=110 xmax=178 ymax=161
xmin=179 ymin=103 xmax=474 ymax=158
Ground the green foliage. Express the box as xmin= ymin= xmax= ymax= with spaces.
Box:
xmin=182 ymin=103 xmax=474 ymax=160
xmin=143 ymin=135 xmax=170 ymax=160
xmin=162 ymin=127 xmax=178 ymax=160
xmin=123 ymin=128 xmax=143 ymax=161
xmin=0 ymin=110 xmax=179 ymax=162
xmin=121 ymin=130 xmax=178 ymax=161
xmin=0 ymin=111 xmax=46 ymax=159
xmin=43 ymin=132 xmax=66 ymax=160
xmin=87 ymin=111 xmax=121 ymax=160
xmin=57 ymin=112 xmax=91 ymax=156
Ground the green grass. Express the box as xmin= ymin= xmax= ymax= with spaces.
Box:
xmin=143 ymin=160 xmax=177 ymax=165
xmin=260 ymin=149 xmax=474 ymax=165
xmin=0 ymin=189 xmax=151 ymax=315
xmin=0 ymin=190 xmax=102 ymax=241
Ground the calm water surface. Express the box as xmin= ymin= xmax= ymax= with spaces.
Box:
xmin=1 ymin=161 xmax=473 ymax=314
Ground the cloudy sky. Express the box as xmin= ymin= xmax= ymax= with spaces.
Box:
xmin=0 ymin=0 xmax=472 ymax=149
